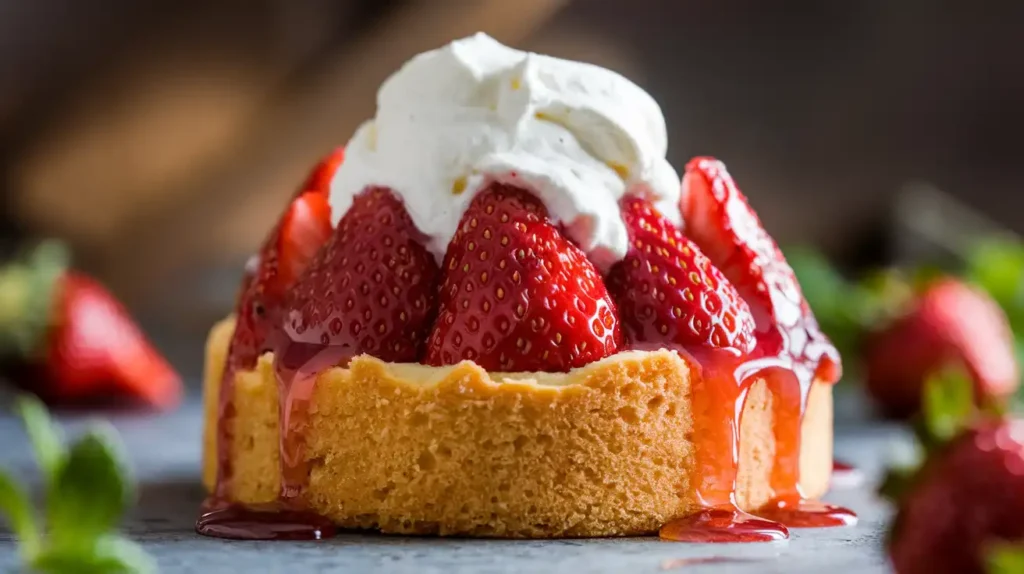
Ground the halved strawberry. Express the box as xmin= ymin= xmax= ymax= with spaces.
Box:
xmin=0 ymin=242 xmax=181 ymax=408
xmin=227 ymin=190 xmax=333 ymax=372
xmin=681 ymin=157 xmax=839 ymax=380
xmin=606 ymin=196 xmax=756 ymax=353
xmin=297 ymin=147 xmax=345 ymax=198
xmin=279 ymin=187 xmax=439 ymax=363
xmin=425 ymin=183 xmax=622 ymax=372
xmin=44 ymin=272 xmax=182 ymax=408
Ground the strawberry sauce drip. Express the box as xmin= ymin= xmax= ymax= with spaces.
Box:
xmin=197 ymin=331 xmax=343 ymax=540
xmin=273 ymin=339 xmax=354 ymax=500
xmin=659 ymin=339 xmax=855 ymax=541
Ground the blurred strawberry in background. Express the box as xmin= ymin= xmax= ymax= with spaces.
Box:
xmin=864 ymin=278 xmax=1018 ymax=418
xmin=0 ymin=241 xmax=181 ymax=409
xmin=881 ymin=371 xmax=1024 ymax=574
xmin=787 ymin=239 xmax=1024 ymax=418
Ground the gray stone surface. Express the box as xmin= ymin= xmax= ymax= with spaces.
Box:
xmin=0 ymin=389 xmax=901 ymax=573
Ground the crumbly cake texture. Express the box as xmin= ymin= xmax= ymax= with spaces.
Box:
xmin=202 ymin=317 xmax=832 ymax=538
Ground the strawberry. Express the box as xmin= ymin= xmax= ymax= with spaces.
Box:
xmin=864 ymin=278 xmax=1019 ymax=419
xmin=889 ymin=417 xmax=1024 ymax=574
xmin=424 ymin=183 xmax=622 ymax=372
xmin=297 ymin=147 xmax=345 ymax=198
xmin=0 ymin=242 xmax=181 ymax=408
xmin=606 ymin=196 xmax=756 ymax=353
xmin=279 ymin=186 xmax=439 ymax=363
xmin=681 ymin=157 xmax=839 ymax=380
xmin=227 ymin=190 xmax=333 ymax=373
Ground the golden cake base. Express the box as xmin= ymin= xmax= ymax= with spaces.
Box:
xmin=202 ymin=317 xmax=832 ymax=538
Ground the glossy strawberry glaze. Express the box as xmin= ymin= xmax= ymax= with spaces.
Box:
xmin=655 ymin=338 xmax=852 ymax=542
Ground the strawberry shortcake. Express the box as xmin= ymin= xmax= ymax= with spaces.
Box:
xmin=198 ymin=33 xmax=852 ymax=541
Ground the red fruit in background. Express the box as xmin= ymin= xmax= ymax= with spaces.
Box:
xmin=0 ymin=242 xmax=180 ymax=408
xmin=606 ymin=196 xmax=756 ymax=353
xmin=280 ymin=187 xmax=439 ymax=363
xmin=297 ymin=147 xmax=345 ymax=198
xmin=42 ymin=273 xmax=181 ymax=407
xmin=425 ymin=184 xmax=622 ymax=372
xmin=864 ymin=278 xmax=1019 ymax=419
xmin=681 ymin=157 xmax=840 ymax=381
xmin=227 ymin=190 xmax=333 ymax=373
xmin=889 ymin=418 xmax=1024 ymax=574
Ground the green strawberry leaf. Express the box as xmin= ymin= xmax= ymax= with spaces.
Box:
xmin=966 ymin=239 xmax=1024 ymax=332
xmin=46 ymin=423 xmax=133 ymax=551
xmin=988 ymin=544 xmax=1024 ymax=574
xmin=920 ymin=367 xmax=975 ymax=449
xmin=0 ymin=469 xmax=40 ymax=559
xmin=16 ymin=395 xmax=64 ymax=488
xmin=877 ymin=465 xmax=917 ymax=503
xmin=855 ymin=268 xmax=915 ymax=327
xmin=31 ymin=535 xmax=156 ymax=574
xmin=0 ymin=240 xmax=69 ymax=360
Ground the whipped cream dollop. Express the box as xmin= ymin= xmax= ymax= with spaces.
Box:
xmin=329 ymin=33 xmax=681 ymax=268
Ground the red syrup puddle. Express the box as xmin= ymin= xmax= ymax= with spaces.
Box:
xmin=830 ymin=460 xmax=865 ymax=490
xmin=196 ymin=327 xmax=345 ymax=540
xmin=196 ymin=499 xmax=336 ymax=540
xmin=660 ymin=507 xmax=788 ymax=543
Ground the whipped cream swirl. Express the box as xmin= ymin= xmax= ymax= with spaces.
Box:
xmin=329 ymin=33 xmax=681 ymax=269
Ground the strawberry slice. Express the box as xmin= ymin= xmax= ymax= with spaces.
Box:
xmin=297 ymin=147 xmax=345 ymax=198
xmin=681 ymin=157 xmax=839 ymax=380
xmin=425 ymin=183 xmax=622 ymax=372
xmin=0 ymin=242 xmax=181 ymax=408
xmin=280 ymin=186 xmax=439 ymax=363
xmin=606 ymin=196 xmax=756 ymax=353
xmin=43 ymin=272 xmax=182 ymax=408
xmin=227 ymin=190 xmax=333 ymax=372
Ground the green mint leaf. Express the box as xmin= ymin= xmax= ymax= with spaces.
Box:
xmin=15 ymin=395 xmax=65 ymax=488
xmin=31 ymin=535 xmax=155 ymax=574
xmin=988 ymin=543 xmax=1024 ymax=574
xmin=46 ymin=423 xmax=132 ymax=551
xmin=921 ymin=367 xmax=975 ymax=447
xmin=0 ymin=469 xmax=40 ymax=559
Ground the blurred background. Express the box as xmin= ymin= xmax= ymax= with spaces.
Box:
xmin=2 ymin=0 xmax=1023 ymax=385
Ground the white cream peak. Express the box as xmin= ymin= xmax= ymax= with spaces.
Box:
xmin=329 ymin=33 xmax=681 ymax=269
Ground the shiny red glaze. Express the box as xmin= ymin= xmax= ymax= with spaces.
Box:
xmin=681 ymin=157 xmax=840 ymax=386
xmin=196 ymin=498 xmax=336 ymax=540
xmin=757 ymin=496 xmax=858 ymax=528
xmin=660 ymin=507 xmax=789 ymax=543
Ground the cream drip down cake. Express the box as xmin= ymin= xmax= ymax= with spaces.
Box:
xmin=198 ymin=33 xmax=852 ymax=542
